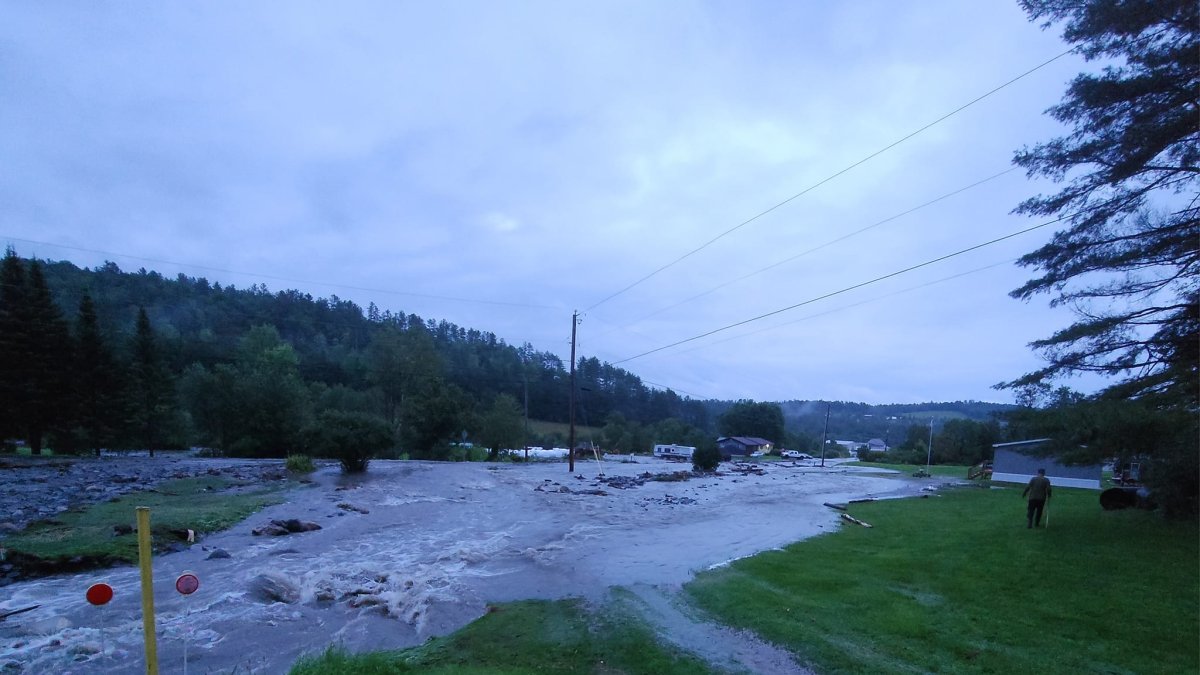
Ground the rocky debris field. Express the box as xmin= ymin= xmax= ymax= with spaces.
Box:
xmin=0 ymin=452 xmax=290 ymax=536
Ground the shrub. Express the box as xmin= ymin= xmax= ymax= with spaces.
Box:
xmin=285 ymin=454 xmax=315 ymax=473
xmin=302 ymin=411 xmax=394 ymax=473
xmin=692 ymin=444 xmax=721 ymax=472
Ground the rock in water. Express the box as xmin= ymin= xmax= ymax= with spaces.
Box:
xmin=251 ymin=518 xmax=322 ymax=536
xmin=282 ymin=519 xmax=322 ymax=533
xmin=206 ymin=548 xmax=231 ymax=560
xmin=248 ymin=572 xmax=300 ymax=604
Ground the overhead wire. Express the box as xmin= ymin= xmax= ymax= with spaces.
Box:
xmin=583 ymin=47 xmax=1076 ymax=313
xmin=669 ymin=259 xmax=1016 ymax=357
xmin=609 ymin=166 xmax=1021 ymax=330
xmin=609 ymin=214 xmax=1071 ymax=365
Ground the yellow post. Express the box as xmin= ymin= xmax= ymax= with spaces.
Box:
xmin=136 ymin=506 xmax=159 ymax=674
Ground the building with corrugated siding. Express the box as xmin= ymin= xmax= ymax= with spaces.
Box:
xmin=991 ymin=438 xmax=1103 ymax=489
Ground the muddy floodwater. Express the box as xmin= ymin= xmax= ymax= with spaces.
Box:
xmin=0 ymin=457 xmax=939 ymax=673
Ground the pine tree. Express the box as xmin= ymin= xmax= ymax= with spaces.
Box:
xmin=73 ymin=294 xmax=122 ymax=455
xmin=23 ymin=260 xmax=72 ymax=454
xmin=0 ymin=248 xmax=29 ymax=444
xmin=1006 ymin=0 xmax=1199 ymax=516
xmin=1006 ymin=0 xmax=1199 ymax=405
xmin=128 ymin=307 xmax=175 ymax=457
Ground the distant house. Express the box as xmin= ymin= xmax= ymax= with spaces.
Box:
xmin=991 ymin=439 xmax=1102 ymax=490
xmin=717 ymin=436 xmax=774 ymax=460
xmin=867 ymin=438 xmax=887 ymax=453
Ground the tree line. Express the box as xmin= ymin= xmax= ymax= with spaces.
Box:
xmin=1 ymin=250 xmax=1026 ymax=464
xmin=0 ymin=250 xmax=718 ymax=459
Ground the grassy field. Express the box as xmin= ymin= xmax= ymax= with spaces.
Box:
xmin=526 ymin=420 xmax=602 ymax=444
xmin=290 ymin=598 xmax=715 ymax=675
xmin=3 ymin=475 xmax=288 ymax=563
xmin=847 ymin=461 xmax=972 ymax=478
xmin=686 ymin=486 xmax=1199 ymax=674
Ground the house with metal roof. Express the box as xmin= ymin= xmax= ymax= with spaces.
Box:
xmin=716 ymin=436 xmax=774 ymax=460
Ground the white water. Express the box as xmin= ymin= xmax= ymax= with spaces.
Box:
xmin=0 ymin=458 xmax=925 ymax=673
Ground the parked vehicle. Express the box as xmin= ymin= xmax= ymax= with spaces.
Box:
xmin=781 ymin=450 xmax=812 ymax=459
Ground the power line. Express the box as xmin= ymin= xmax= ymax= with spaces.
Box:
xmin=610 ymin=214 xmax=1069 ymax=365
xmin=584 ymin=48 xmax=1075 ymax=313
xmin=670 ymin=259 xmax=1015 ymax=357
xmin=640 ymin=379 xmax=707 ymax=399
xmin=613 ymin=166 xmax=1020 ymax=329
xmin=1 ymin=235 xmax=559 ymax=311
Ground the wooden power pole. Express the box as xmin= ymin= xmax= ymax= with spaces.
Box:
xmin=568 ymin=310 xmax=578 ymax=473
xmin=819 ymin=403 xmax=830 ymax=467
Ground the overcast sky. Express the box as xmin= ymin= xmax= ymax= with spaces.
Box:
xmin=1 ymin=1 xmax=1108 ymax=404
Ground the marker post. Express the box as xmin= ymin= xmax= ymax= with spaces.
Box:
xmin=175 ymin=572 xmax=200 ymax=675
xmin=86 ymin=582 xmax=114 ymax=663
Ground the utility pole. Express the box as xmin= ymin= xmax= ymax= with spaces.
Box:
xmin=926 ymin=417 xmax=934 ymax=472
xmin=819 ymin=403 xmax=830 ymax=467
xmin=568 ymin=311 xmax=578 ymax=473
xmin=523 ymin=368 xmax=529 ymax=463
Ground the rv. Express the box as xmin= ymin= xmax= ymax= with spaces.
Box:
xmin=653 ymin=444 xmax=695 ymax=460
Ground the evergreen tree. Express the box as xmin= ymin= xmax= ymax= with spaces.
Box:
xmin=0 ymin=248 xmax=29 ymax=444
xmin=1005 ymin=0 xmax=1199 ymax=516
xmin=23 ymin=261 xmax=71 ymax=454
xmin=1005 ymin=0 xmax=1199 ymax=404
xmin=73 ymin=294 xmax=123 ymax=455
xmin=128 ymin=307 xmax=175 ymax=456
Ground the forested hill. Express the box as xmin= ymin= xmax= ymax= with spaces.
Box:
xmin=34 ymin=257 xmax=708 ymax=429
xmin=3 ymin=254 xmax=1014 ymax=458
xmin=779 ymin=399 xmax=1015 ymax=444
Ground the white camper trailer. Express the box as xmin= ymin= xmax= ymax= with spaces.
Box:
xmin=653 ymin=444 xmax=695 ymax=460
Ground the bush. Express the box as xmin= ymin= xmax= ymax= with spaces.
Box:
xmin=302 ymin=411 xmax=394 ymax=473
xmin=285 ymin=454 xmax=315 ymax=473
xmin=692 ymin=444 xmax=721 ymax=472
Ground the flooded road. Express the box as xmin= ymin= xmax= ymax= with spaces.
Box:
xmin=0 ymin=457 xmax=932 ymax=673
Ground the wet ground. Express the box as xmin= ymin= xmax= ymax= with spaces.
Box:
xmin=0 ymin=456 xmax=945 ymax=673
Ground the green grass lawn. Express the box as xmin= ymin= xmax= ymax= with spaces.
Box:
xmin=847 ymin=461 xmax=972 ymax=478
xmin=526 ymin=420 xmax=602 ymax=443
xmin=290 ymin=598 xmax=715 ymax=675
xmin=686 ymin=486 xmax=1199 ymax=674
xmin=4 ymin=475 xmax=288 ymax=563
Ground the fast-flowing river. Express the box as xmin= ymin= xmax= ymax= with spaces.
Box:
xmin=0 ymin=457 xmax=928 ymax=673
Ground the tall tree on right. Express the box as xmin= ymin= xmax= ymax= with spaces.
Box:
xmin=1004 ymin=1 xmax=1198 ymax=516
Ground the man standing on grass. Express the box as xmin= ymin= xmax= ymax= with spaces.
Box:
xmin=1023 ymin=468 xmax=1052 ymax=529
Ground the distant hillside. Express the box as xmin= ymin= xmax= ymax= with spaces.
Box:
xmin=779 ymin=400 xmax=1015 ymax=443
xmin=33 ymin=256 xmax=706 ymax=429
xmin=13 ymin=254 xmax=1019 ymax=455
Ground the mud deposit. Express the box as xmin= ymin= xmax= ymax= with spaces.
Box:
xmin=0 ymin=457 xmax=937 ymax=673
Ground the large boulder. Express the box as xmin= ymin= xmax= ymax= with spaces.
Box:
xmin=248 ymin=572 xmax=300 ymax=604
xmin=251 ymin=519 xmax=322 ymax=536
